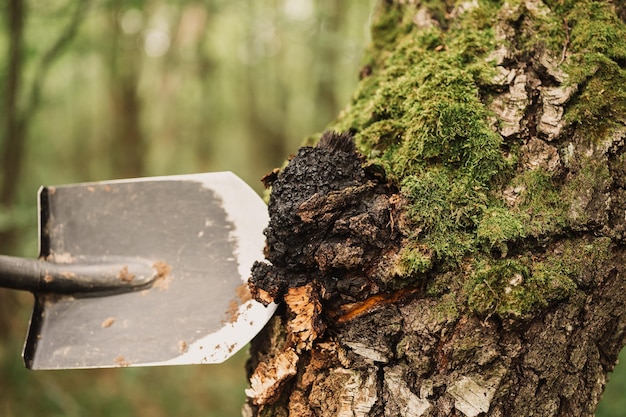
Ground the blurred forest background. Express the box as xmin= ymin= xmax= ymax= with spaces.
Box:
xmin=0 ymin=0 xmax=624 ymax=416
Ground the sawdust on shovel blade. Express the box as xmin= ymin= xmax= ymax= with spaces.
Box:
xmin=114 ymin=355 xmax=130 ymax=367
xmin=151 ymin=261 xmax=173 ymax=290
xmin=45 ymin=251 xmax=74 ymax=264
xmin=101 ymin=317 xmax=116 ymax=328
xmin=225 ymin=283 xmax=253 ymax=324
xmin=116 ymin=265 xmax=135 ymax=282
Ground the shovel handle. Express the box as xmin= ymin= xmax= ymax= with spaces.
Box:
xmin=0 ymin=255 xmax=158 ymax=295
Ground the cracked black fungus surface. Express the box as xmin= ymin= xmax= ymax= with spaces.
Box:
xmin=250 ymin=131 xmax=403 ymax=308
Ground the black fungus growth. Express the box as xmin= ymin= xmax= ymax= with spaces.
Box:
xmin=249 ymin=131 xmax=403 ymax=308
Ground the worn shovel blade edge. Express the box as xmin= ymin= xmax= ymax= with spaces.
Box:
xmin=28 ymin=300 xmax=277 ymax=369
xmin=146 ymin=172 xmax=278 ymax=365
xmin=138 ymin=300 xmax=277 ymax=367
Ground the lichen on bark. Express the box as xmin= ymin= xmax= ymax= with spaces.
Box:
xmin=246 ymin=1 xmax=626 ymax=416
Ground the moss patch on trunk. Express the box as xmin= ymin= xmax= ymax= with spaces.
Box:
xmin=312 ymin=0 xmax=626 ymax=319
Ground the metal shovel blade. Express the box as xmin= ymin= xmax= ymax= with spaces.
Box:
xmin=23 ymin=172 xmax=276 ymax=369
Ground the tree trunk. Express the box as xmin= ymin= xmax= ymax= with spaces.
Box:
xmin=106 ymin=1 xmax=145 ymax=178
xmin=245 ymin=1 xmax=626 ymax=416
xmin=1 ymin=0 xmax=26 ymax=214
xmin=0 ymin=0 xmax=91 ymax=336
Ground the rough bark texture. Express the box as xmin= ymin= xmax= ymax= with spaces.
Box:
xmin=246 ymin=1 xmax=626 ymax=416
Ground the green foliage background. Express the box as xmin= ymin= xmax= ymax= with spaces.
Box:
xmin=0 ymin=1 xmax=624 ymax=416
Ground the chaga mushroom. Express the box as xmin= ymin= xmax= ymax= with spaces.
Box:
xmin=249 ymin=131 xmax=405 ymax=345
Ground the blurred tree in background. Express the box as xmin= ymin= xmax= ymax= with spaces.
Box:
xmin=0 ymin=1 xmax=624 ymax=416
xmin=0 ymin=1 xmax=373 ymax=415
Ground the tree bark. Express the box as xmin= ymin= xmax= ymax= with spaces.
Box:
xmin=245 ymin=1 xmax=626 ymax=416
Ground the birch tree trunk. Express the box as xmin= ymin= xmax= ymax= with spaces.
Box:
xmin=245 ymin=1 xmax=626 ymax=416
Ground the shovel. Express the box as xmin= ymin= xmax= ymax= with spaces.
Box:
xmin=0 ymin=172 xmax=276 ymax=370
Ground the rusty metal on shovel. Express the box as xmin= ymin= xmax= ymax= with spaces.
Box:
xmin=0 ymin=172 xmax=276 ymax=369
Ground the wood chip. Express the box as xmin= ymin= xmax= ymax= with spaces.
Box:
xmin=101 ymin=317 xmax=116 ymax=328
xmin=285 ymin=283 xmax=325 ymax=351
xmin=245 ymin=348 xmax=299 ymax=405
xmin=152 ymin=261 xmax=173 ymax=290
xmin=117 ymin=265 xmax=135 ymax=282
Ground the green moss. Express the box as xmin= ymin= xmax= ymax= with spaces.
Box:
xmin=563 ymin=152 xmax=612 ymax=226
xmin=566 ymin=1 xmax=626 ymax=61
xmin=368 ymin=2 xmax=419 ymax=65
xmin=509 ymin=169 xmax=569 ymax=237
xmin=433 ymin=292 xmax=460 ymax=323
xmin=466 ymin=237 xmax=613 ymax=319
xmin=563 ymin=1 xmax=626 ymax=136
xmin=395 ymin=242 xmax=433 ymax=277
xmin=330 ymin=2 xmax=523 ymax=272
xmin=467 ymin=256 xmax=576 ymax=318
xmin=492 ymin=0 xmax=626 ymax=138
xmin=476 ymin=206 xmax=526 ymax=255
xmin=566 ymin=62 xmax=626 ymax=137
xmin=401 ymin=168 xmax=488 ymax=262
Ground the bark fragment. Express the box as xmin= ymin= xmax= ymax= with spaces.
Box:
xmin=490 ymin=71 xmax=530 ymax=138
xmin=447 ymin=373 xmax=504 ymax=417
xmin=309 ymin=367 xmax=378 ymax=417
xmin=383 ymin=365 xmax=432 ymax=416
xmin=246 ymin=347 xmax=299 ymax=406
xmin=285 ymin=283 xmax=325 ymax=352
